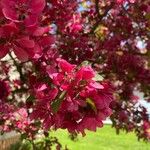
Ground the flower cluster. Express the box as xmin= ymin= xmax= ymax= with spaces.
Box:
xmin=12 ymin=108 xmax=30 ymax=131
xmin=110 ymin=101 xmax=149 ymax=136
xmin=0 ymin=0 xmax=55 ymax=62
xmin=31 ymin=59 xmax=113 ymax=135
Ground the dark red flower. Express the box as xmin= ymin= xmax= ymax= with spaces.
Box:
xmin=1 ymin=0 xmax=45 ymax=26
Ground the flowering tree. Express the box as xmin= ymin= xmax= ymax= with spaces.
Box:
xmin=0 ymin=0 xmax=150 ymax=149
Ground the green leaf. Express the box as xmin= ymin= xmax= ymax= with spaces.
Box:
xmin=26 ymin=95 xmax=35 ymax=102
xmin=21 ymin=133 xmax=28 ymax=140
xmin=81 ymin=2 xmax=89 ymax=8
xmin=51 ymin=91 xmax=66 ymax=114
xmin=80 ymin=61 xmax=90 ymax=66
xmin=51 ymin=99 xmax=62 ymax=114
xmin=86 ymin=98 xmax=97 ymax=113
xmin=145 ymin=13 xmax=150 ymax=20
xmin=93 ymin=74 xmax=103 ymax=81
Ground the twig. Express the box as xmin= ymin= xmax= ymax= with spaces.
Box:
xmin=90 ymin=1 xmax=114 ymax=33
xmin=9 ymin=53 xmax=25 ymax=83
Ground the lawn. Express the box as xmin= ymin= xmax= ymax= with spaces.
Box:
xmin=50 ymin=125 xmax=150 ymax=150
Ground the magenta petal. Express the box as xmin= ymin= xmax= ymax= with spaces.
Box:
xmin=18 ymin=0 xmax=28 ymax=3
xmin=3 ymin=22 xmax=19 ymax=36
xmin=0 ymin=45 xmax=9 ymax=59
xmin=46 ymin=66 xmax=57 ymax=76
xmin=32 ymin=44 xmax=42 ymax=59
xmin=24 ymin=14 xmax=37 ymax=27
xmin=2 ymin=8 xmax=18 ymax=21
xmin=30 ymin=0 xmax=46 ymax=14
xmin=89 ymin=82 xmax=104 ymax=89
xmin=37 ymin=84 xmax=47 ymax=92
xmin=39 ymin=36 xmax=56 ymax=47
xmin=80 ymin=117 xmax=102 ymax=132
xmin=43 ymin=117 xmax=52 ymax=130
xmin=50 ymin=73 xmax=64 ymax=85
xmin=49 ymin=88 xmax=58 ymax=100
xmin=57 ymin=58 xmax=76 ymax=73
xmin=1 ymin=0 xmax=15 ymax=9
xmin=17 ymin=37 xmax=35 ymax=49
xmin=61 ymin=82 xmax=70 ymax=90
xmin=76 ymin=66 xmax=95 ymax=81
xmin=13 ymin=45 xmax=29 ymax=62
xmin=33 ymin=27 xmax=50 ymax=36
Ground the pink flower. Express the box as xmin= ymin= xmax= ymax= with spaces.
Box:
xmin=35 ymin=84 xmax=58 ymax=102
xmin=0 ymin=31 xmax=42 ymax=61
xmin=76 ymin=66 xmax=95 ymax=81
xmin=31 ymin=101 xmax=53 ymax=129
xmin=66 ymin=14 xmax=83 ymax=34
xmin=79 ymin=116 xmax=103 ymax=132
xmin=33 ymin=59 xmax=113 ymax=134
xmin=1 ymin=0 xmax=45 ymax=26
xmin=13 ymin=36 xmax=36 ymax=61
xmin=70 ymin=23 xmax=82 ymax=33
xmin=57 ymin=58 xmax=76 ymax=73
xmin=33 ymin=26 xmax=50 ymax=36
xmin=0 ymin=22 xmax=18 ymax=59
xmin=13 ymin=108 xmax=30 ymax=130
xmin=14 ymin=108 xmax=28 ymax=119
xmin=130 ymin=95 xmax=139 ymax=104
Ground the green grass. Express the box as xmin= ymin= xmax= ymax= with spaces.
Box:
xmin=50 ymin=125 xmax=150 ymax=150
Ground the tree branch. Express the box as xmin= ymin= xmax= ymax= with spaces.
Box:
xmin=9 ymin=53 xmax=25 ymax=83
xmin=90 ymin=1 xmax=114 ymax=33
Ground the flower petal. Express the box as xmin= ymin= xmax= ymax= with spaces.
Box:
xmin=57 ymin=58 xmax=76 ymax=73
xmin=13 ymin=45 xmax=29 ymax=62
xmin=33 ymin=27 xmax=50 ymax=36
xmin=30 ymin=0 xmax=46 ymax=14
xmin=17 ymin=37 xmax=35 ymax=49
xmin=2 ymin=8 xmax=18 ymax=21
xmin=24 ymin=14 xmax=37 ymax=27
xmin=0 ymin=45 xmax=9 ymax=59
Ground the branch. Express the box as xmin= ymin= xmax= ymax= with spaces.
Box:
xmin=9 ymin=53 xmax=25 ymax=83
xmin=95 ymin=0 xmax=101 ymax=19
xmin=12 ymin=88 xmax=29 ymax=94
xmin=90 ymin=1 xmax=114 ymax=33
